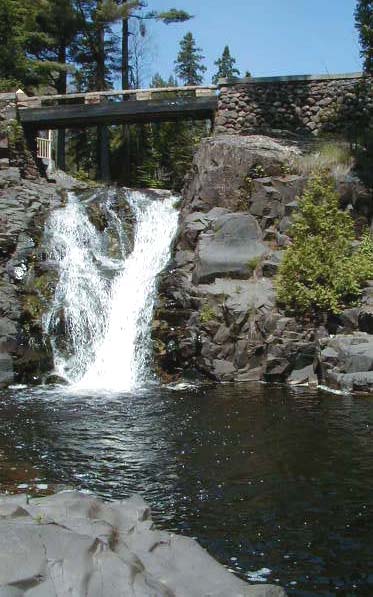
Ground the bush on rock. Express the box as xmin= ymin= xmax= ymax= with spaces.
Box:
xmin=276 ymin=173 xmax=373 ymax=315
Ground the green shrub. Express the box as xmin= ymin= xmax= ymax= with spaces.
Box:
xmin=200 ymin=304 xmax=216 ymax=323
xmin=276 ymin=173 xmax=373 ymax=315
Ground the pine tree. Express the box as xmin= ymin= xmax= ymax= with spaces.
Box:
xmin=0 ymin=0 xmax=77 ymax=91
xmin=212 ymin=45 xmax=240 ymax=84
xmin=117 ymin=1 xmax=191 ymax=90
xmin=150 ymin=73 xmax=177 ymax=88
xmin=0 ymin=0 xmax=26 ymax=89
xmin=355 ymin=0 xmax=373 ymax=74
xmin=175 ymin=32 xmax=206 ymax=85
xmin=276 ymin=173 xmax=373 ymax=315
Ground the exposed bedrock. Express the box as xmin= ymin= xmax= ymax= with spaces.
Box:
xmin=0 ymin=491 xmax=286 ymax=597
xmin=152 ymin=134 xmax=373 ymax=391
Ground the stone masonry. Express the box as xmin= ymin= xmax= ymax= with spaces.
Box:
xmin=216 ymin=73 xmax=372 ymax=137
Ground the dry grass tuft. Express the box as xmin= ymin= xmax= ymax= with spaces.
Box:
xmin=293 ymin=142 xmax=354 ymax=179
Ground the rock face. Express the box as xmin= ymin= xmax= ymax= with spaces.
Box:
xmin=0 ymin=168 xmax=61 ymax=387
xmin=0 ymin=491 xmax=286 ymax=597
xmin=152 ymin=135 xmax=308 ymax=382
xmin=152 ymin=134 xmax=373 ymax=391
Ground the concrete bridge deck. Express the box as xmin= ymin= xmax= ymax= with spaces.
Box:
xmin=17 ymin=86 xmax=218 ymax=130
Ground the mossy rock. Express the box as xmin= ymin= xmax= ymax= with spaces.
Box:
xmin=86 ymin=202 xmax=108 ymax=232
xmin=22 ymin=294 xmax=44 ymax=322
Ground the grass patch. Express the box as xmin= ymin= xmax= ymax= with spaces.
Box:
xmin=293 ymin=141 xmax=354 ymax=178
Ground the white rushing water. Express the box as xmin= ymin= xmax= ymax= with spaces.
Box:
xmin=44 ymin=189 xmax=178 ymax=391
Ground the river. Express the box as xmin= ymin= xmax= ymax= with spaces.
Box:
xmin=1 ymin=382 xmax=372 ymax=596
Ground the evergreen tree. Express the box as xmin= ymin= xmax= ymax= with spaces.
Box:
xmin=0 ymin=0 xmax=76 ymax=91
xmin=212 ymin=45 xmax=240 ymax=84
xmin=0 ymin=0 xmax=26 ymax=88
xmin=355 ymin=0 xmax=373 ymax=73
xmin=150 ymin=73 xmax=177 ymax=88
xmin=276 ymin=173 xmax=373 ymax=315
xmin=175 ymin=32 xmax=206 ymax=85
xmin=117 ymin=1 xmax=191 ymax=90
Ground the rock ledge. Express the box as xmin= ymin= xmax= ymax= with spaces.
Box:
xmin=0 ymin=491 xmax=286 ymax=596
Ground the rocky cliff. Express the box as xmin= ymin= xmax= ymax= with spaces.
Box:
xmin=152 ymin=134 xmax=373 ymax=393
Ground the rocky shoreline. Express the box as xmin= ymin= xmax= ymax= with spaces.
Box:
xmin=0 ymin=490 xmax=285 ymax=596
xmin=2 ymin=132 xmax=373 ymax=394
xmin=152 ymin=134 xmax=373 ymax=394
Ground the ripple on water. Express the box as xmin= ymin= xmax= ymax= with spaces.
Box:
xmin=0 ymin=382 xmax=373 ymax=596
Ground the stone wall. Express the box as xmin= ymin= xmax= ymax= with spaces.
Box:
xmin=0 ymin=93 xmax=17 ymax=172
xmin=216 ymin=73 xmax=372 ymax=137
xmin=0 ymin=92 xmax=39 ymax=179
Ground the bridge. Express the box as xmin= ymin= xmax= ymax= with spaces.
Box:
xmin=16 ymin=86 xmax=217 ymax=179
xmin=17 ymin=86 xmax=217 ymax=129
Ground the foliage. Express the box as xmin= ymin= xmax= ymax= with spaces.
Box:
xmin=276 ymin=174 xmax=373 ymax=315
xmin=355 ymin=0 xmax=373 ymax=74
xmin=110 ymin=72 xmax=209 ymax=190
xmin=200 ymin=304 xmax=216 ymax=323
xmin=212 ymin=45 xmax=240 ymax=84
xmin=175 ymin=32 xmax=206 ymax=85
xmin=0 ymin=78 xmax=22 ymax=91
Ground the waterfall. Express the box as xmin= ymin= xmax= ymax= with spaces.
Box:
xmin=44 ymin=189 xmax=178 ymax=391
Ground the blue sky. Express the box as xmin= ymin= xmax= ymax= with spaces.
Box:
xmin=134 ymin=0 xmax=361 ymax=85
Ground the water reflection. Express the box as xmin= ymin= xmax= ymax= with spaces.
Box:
xmin=0 ymin=382 xmax=373 ymax=595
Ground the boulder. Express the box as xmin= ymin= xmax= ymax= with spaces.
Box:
xmin=358 ymin=306 xmax=373 ymax=334
xmin=183 ymin=135 xmax=301 ymax=213
xmin=287 ymin=364 xmax=318 ymax=386
xmin=319 ymin=333 xmax=373 ymax=392
xmin=0 ymin=352 xmax=14 ymax=386
xmin=193 ymin=213 xmax=268 ymax=284
xmin=0 ymin=491 xmax=286 ymax=597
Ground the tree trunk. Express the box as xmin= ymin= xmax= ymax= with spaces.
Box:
xmin=96 ymin=8 xmax=110 ymax=181
xmin=56 ymin=44 xmax=67 ymax=171
xmin=121 ymin=2 xmax=131 ymax=184
xmin=121 ymin=4 xmax=129 ymax=90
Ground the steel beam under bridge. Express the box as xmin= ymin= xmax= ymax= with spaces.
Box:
xmin=19 ymin=96 xmax=217 ymax=130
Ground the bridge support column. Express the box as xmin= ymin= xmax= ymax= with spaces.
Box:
xmin=98 ymin=125 xmax=110 ymax=182
xmin=56 ymin=129 xmax=66 ymax=171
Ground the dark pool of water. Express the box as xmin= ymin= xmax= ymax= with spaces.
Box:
xmin=0 ymin=382 xmax=372 ymax=596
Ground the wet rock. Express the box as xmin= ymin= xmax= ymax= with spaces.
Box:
xmin=212 ymin=358 xmax=236 ymax=381
xmin=358 ymin=306 xmax=373 ymax=334
xmin=0 ymin=352 xmax=14 ymax=386
xmin=287 ymin=364 xmax=317 ymax=386
xmin=319 ymin=333 xmax=373 ymax=392
xmin=264 ymin=356 xmax=292 ymax=382
xmin=0 ymin=491 xmax=286 ymax=597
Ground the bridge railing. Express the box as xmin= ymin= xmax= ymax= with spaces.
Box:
xmin=36 ymin=132 xmax=52 ymax=160
xmin=16 ymin=86 xmax=217 ymax=109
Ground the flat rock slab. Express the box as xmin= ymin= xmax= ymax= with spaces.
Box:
xmin=193 ymin=213 xmax=268 ymax=284
xmin=0 ymin=491 xmax=286 ymax=597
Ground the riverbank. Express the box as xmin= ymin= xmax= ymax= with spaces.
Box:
xmin=152 ymin=134 xmax=373 ymax=394
xmin=1 ymin=382 xmax=372 ymax=595
xmin=0 ymin=488 xmax=286 ymax=596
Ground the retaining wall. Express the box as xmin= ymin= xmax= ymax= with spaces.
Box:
xmin=216 ymin=73 xmax=372 ymax=136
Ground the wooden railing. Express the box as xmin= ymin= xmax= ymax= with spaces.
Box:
xmin=36 ymin=132 xmax=52 ymax=160
xmin=16 ymin=85 xmax=217 ymax=109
